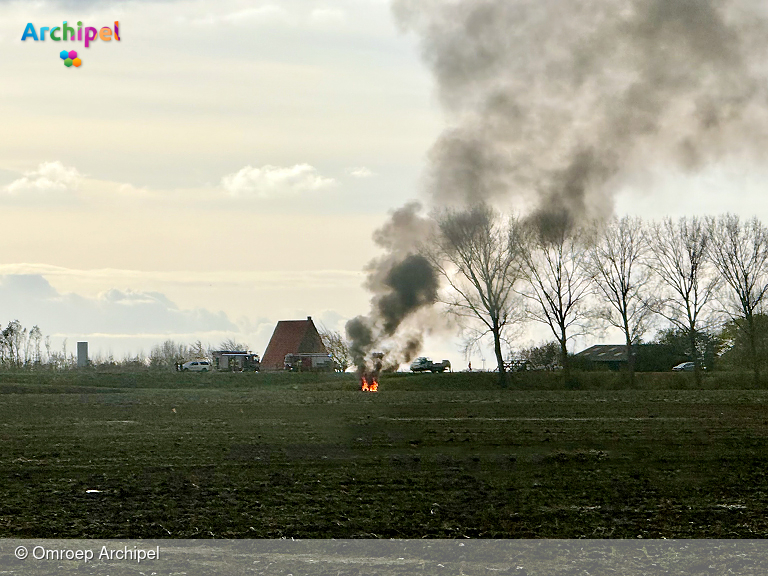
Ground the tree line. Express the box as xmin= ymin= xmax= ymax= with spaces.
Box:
xmin=0 ymin=329 xmax=252 ymax=371
xmin=0 ymin=322 xmax=355 ymax=373
xmin=5 ymin=207 xmax=763 ymax=385
xmin=427 ymin=208 xmax=768 ymax=387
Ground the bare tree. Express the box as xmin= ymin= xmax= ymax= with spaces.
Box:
xmin=428 ymin=204 xmax=525 ymax=385
xmin=1 ymin=320 xmax=24 ymax=368
xmin=28 ymin=326 xmax=42 ymax=366
xmin=149 ymin=339 xmax=192 ymax=369
xmin=44 ymin=336 xmax=51 ymax=366
xmin=189 ymin=340 xmax=207 ymax=359
xmin=218 ymin=338 xmax=249 ymax=352
xmin=318 ymin=325 xmax=353 ymax=372
xmin=61 ymin=338 xmax=69 ymax=369
xmin=648 ymin=217 xmax=718 ymax=385
xmin=587 ymin=216 xmax=655 ymax=385
xmin=707 ymin=214 xmax=768 ymax=386
xmin=519 ymin=223 xmax=593 ymax=382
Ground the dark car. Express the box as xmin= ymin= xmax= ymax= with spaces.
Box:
xmin=671 ymin=362 xmax=695 ymax=372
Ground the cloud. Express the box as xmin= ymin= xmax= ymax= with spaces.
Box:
xmin=0 ymin=270 xmax=374 ymax=359
xmin=310 ymin=8 xmax=347 ymax=26
xmin=4 ymin=162 xmax=82 ymax=195
xmin=0 ymin=0 xmax=182 ymax=4
xmin=346 ymin=166 xmax=375 ymax=178
xmin=116 ymin=183 xmax=153 ymax=197
xmin=0 ymin=274 xmax=236 ymax=336
xmin=190 ymin=5 xmax=291 ymax=27
xmin=0 ymin=263 xmax=364 ymax=290
xmin=220 ymin=164 xmax=336 ymax=198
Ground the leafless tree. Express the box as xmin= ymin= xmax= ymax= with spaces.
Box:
xmin=428 ymin=204 xmax=525 ymax=385
xmin=318 ymin=325 xmax=353 ymax=372
xmin=648 ymin=217 xmax=718 ymax=384
xmin=587 ymin=216 xmax=655 ymax=385
xmin=518 ymin=222 xmax=594 ymax=382
xmin=218 ymin=338 xmax=249 ymax=352
xmin=707 ymin=214 xmax=768 ymax=385
xmin=1 ymin=320 xmax=25 ymax=368
xmin=189 ymin=340 xmax=207 ymax=359
xmin=149 ymin=339 xmax=193 ymax=369
xmin=61 ymin=338 xmax=69 ymax=369
xmin=44 ymin=336 xmax=51 ymax=366
xmin=28 ymin=326 xmax=42 ymax=366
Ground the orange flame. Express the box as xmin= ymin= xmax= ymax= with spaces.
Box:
xmin=361 ymin=376 xmax=379 ymax=392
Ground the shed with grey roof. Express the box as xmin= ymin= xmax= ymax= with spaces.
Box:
xmin=575 ymin=344 xmax=629 ymax=371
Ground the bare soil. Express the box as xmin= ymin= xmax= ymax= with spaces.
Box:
xmin=2 ymin=372 xmax=768 ymax=538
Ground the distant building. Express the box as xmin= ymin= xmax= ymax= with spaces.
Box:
xmin=575 ymin=344 xmax=629 ymax=371
xmin=77 ymin=341 xmax=88 ymax=368
xmin=260 ymin=316 xmax=328 ymax=371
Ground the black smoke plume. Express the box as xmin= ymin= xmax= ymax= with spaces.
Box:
xmin=393 ymin=0 xmax=768 ymax=227
xmin=350 ymin=0 xmax=768 ymax=367
xmin=345 ymin=204 xmax=438 ymax=371
xmin=346 ymin=316 xmax=375 ymax=370
xmin=376 ymin=254 xmax=438 ymax=336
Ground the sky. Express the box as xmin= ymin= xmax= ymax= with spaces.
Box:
xmin=2 ymin=0 xmax=768 ymax=367
xmin=0 ymin=0 xmax=443 ymax=362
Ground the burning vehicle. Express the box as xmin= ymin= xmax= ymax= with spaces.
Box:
xmin=358 ymin=351 xmax=384 ymax=392
xmin=360 ymin=373 xmax=379 ymax=392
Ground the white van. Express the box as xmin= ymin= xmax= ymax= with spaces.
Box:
xmin=181 ymin=360 xmax=211 ymax=372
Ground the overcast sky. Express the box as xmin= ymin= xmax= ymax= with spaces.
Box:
xmin=2 ymin=0 xmax=768 ymax=365
xmin=0 ymin=0 xmax=444 ymax=360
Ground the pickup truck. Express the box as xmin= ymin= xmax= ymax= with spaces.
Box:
xmin=410 ymin=357 xmax=451 ymax=373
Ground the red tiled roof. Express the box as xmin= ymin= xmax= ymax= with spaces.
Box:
xmin=260 ymin=317 xmax=327 ymax=370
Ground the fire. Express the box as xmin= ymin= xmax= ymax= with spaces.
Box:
xmin=360 ymin=375 xmax=379 ymax=392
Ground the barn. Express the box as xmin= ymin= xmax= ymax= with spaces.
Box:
xmin=260 ymin=316 xmax=329 ymax=371
xmin=575 ymin=344 xmax=629 ymax=371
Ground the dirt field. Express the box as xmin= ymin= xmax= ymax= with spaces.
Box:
xmin=2 ymin=371 xmax=768 ymax=538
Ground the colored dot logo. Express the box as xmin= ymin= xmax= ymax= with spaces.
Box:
xmin=59 ymin=49 xmax=81 ymax=68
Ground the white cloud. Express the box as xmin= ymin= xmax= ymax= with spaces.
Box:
xmin=0 ymin=263 xmax=364 ymax=290
xmin=220 ymin=164 xmax=336 ymax=198
xmin=0 ymin=274 xmax=237 ymax=337
xmin=0 ymin=266 xmax=368 ymax=358
xmin=346 ymin=166 xmax=375 ymax=178
xmin=4 ymin=161 xmax=82 ymax=195
xmin=115 ymin=182 xmax=154 ymax=198
xmin=310 ymin=8 xmax=347 ymax=26
xmin=225 ymin=5 xmax=289 ymax=23
xmin=190 ymin=5 xmax=291 ymax=26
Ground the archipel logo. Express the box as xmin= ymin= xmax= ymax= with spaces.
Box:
xmin=60 ymin=50 xmax=81 ymax=68
xmin=21 ymin=21 xmax=121 ymax=68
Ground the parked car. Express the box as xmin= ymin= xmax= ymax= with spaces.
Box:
xmin=410 ymin=357 xmax=451 ymax=373
xmin=181 ymin=360 xmax=211 ymax=372
xmin=671 ymin=362 xmax=695 ymax=372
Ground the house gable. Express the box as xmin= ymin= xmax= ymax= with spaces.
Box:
xmin=261 ymin=316 xmax=328 ymax=370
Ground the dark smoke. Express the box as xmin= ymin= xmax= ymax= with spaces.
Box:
xmin=381 ymin=336 xmax=422 ymax=372
xmin=376 ymin=254 xmax=438 ymax=336
xmin=351 ymin=0 xmax=768 ymax=368
xmin=402 ymin=336 xmax=422 ymax=363
xmin=393 ymin=0 xmax=768 ymax=226
xmin=346 ymin=316 xmax=374 ymax=369
xmin=345 ymin=203 xmax=439 ymax=370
